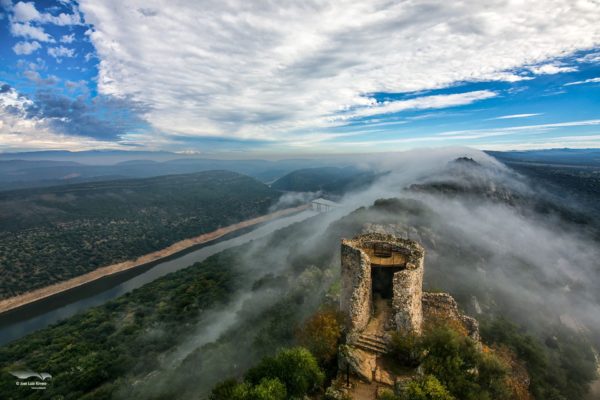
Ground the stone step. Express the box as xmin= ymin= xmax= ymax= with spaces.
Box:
xmin=356 ymin=337 xmax=388 ymax=354
xmin=360 ymin=333 xmax=386 ymax=341
xmin=359 ymin=335 xmax=387 ymax=347
xmin=357 ymin=339 xmax=387 ymax=351
xmin=354 ymin=341 xmax=387 ymax=354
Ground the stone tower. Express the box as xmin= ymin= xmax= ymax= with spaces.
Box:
xmin=340 ymin=232 xmax=425 ymax=336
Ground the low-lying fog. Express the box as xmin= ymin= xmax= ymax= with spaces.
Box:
xmin=120 ymin=147 xmax=600 ymax=399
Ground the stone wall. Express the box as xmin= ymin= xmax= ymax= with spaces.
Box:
xmin=340 ymin=241 xmax=372 ymax=333
xmin=392 ymin=259 xmax=424 ymax=334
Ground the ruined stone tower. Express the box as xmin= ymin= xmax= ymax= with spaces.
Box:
xmin=340 ymin=232 xmax=425 ymax=336
xmin=334 ymin=230 xmax=482 ymax=393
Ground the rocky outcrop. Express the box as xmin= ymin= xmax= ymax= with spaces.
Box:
xmin=338 ymin=344 xmax=377 ymax=382
xmin=422 ymin=292 xmax=480 ymax=341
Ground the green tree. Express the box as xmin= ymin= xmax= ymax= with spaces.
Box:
xmin=297 ymin=307 xmax=344 ymax=366
xmin=245 ymin=347 xmax=325 ymax=398
xmin=210 ymin=379 xmax=246 ymax=400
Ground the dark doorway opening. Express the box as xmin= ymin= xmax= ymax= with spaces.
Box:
xmin=371 ymin=266 xmax=402 ymax=300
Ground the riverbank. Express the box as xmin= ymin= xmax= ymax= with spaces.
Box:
xmin=0 ymin=205 xmax=308 ymax=316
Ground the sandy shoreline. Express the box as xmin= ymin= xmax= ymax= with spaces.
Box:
xmin=0 ymin=205 xmax=309 ymax=316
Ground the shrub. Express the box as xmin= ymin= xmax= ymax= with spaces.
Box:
xmin=400 ymin=375 xmax=456 ymax=400
xmin=420 ymin=326 xmax=510 ymax=400
xmin=389 ymin=330 xmax=423 ymax=367
xmin=209 ymin=377 xmax=286 ymax=400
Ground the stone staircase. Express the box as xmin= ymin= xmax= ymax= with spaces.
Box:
xmin=354 ymin=333 xmax=388 ymax=354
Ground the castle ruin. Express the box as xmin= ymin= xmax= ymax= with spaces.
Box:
xmin=336 ymin=229 xmax=480 ymax=393
xmin=341 ymin=232 xmax=425 ymax=336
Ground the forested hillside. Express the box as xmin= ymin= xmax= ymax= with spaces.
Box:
xmin=0 ymin=171 xmax=279 ymax=299
xmin=271 ymin=166 xmax=381 ymax=194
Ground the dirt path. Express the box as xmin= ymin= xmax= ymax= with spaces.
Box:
xmin=0 ymin=205 xmax=309 ymax=316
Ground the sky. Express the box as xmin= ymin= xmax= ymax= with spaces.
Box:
xmin=0 ymin=0 xmax=600 ymax=155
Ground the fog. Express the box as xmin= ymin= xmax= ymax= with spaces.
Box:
xmin=117 ymin=147 xmax=600 ymax=399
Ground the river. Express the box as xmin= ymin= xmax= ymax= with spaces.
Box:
xmin=0 ymin=209 xmax=317 ymax=346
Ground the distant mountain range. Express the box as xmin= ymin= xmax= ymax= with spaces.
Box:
xmin=0 ymin=150 xmax=348 ymax=191
xmin=486 ymin=148 xmax=600 ymax=166
xmin=1 ymin=148 xmax=599 ymax=192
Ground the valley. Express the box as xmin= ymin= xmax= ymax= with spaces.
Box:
xmin=0 ymin=170 xmax=279 ymax=300
xmin=0 ymin=149 xmax=598 ymax=400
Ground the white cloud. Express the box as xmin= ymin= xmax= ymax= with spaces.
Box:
xmin=10 ymin=22 xmax=54 ymax=42
xmin=335 ymin=90 xmax=497 ymax=121
xmin=12 ymin=41 xmax=41 ymax=55
xmin=47 ymin=12 xmax=81 ymax=26
xmin=491 ymin=113 xmax=541 ymax=120
xmin=60 ymin=33 xmax=75 ymax=43
xmin=564 ymin=77 xmax=600 ymax=86
xmin=23 ymin=70 xmax=58 ymax=85
xmin=11 ymin=1 xmax=81 ymax=26
xmin=480 ymin=139 xmax=600 ymax=151
xmin=334 ymin=119 xmax=600 ymax=148
xmin=436 ymin=119 xmax=600 ymax=139
xmin=528 ymin=63 xmax=578 ymax=75
xmin=577 ymin=52 xmax=600 ymax=63
xmin=0 ymin=86 xmax=124 ymax=151
xmin=47 ymin=45 xmax=75 ymax=59
xmin=76 ymin=0 xmax=600 ymax=146
xmin=0 ymin=86 xmax=33 ymax=110
xmin=12 ymin=1 xmax=42 ymax=22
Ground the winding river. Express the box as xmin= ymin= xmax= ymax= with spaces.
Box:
xmin=0 ymin=209 xmax=317 ymax=346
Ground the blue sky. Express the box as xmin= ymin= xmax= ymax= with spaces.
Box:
xmin=1 ymin=0 xmax=600 ymax=154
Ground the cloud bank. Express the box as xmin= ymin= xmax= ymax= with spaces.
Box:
xmin=78 ymin=0 xmax=600 ymax=145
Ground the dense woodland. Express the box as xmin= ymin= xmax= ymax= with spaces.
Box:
xmin=0 ymin=171 xmax=278 ymax=299
xmin=0 ymin=213 xmax=335 ymax=399
xmin=0 ymin=192 xmax=597 ymax=399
